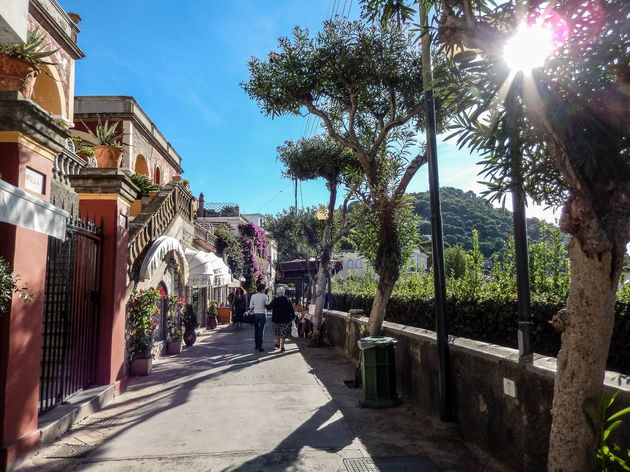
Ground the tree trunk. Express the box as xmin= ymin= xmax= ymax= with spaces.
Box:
xmin=367 ymin=204 xmax=400 ymax=336
xmin=366 ymin=274 xmax=396 ymax=336
xmin=311 ymin=253 xmax=329 ymax=345
xmin=311 ymin=182 xmax=337 ymax=345
xmin=547 ymin=233 xmax=622 ymax=471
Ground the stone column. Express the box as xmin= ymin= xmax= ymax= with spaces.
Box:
xmin=68 ymin=169 xmax=138 ymax=388
xmin=0 ymin=91 xmax=68 ymax=470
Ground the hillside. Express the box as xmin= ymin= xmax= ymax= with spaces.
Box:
xmin=409 ymin=187 xmax=556 ymax=257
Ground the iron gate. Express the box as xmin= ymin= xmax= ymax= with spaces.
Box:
xmin=40 ymin=217 xmax=101 ymax=412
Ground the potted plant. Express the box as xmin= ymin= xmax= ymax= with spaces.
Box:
xmin=76 ymin=146 xmax=96 ymax=161
xmin=182 ymin=303 xmax=198 ymax=346
xmin=0 ymin=28 xmax=58 ymax=99
xmin=125 ymin=172 xmax=161 ymax=198
xmin=207 ymin=300 xmax=218 ymax=330
xmin=167 ymin=294 xmax=185 ymax=354
xmin=125 ymin=172 xmax=162 ymax=216
xmin=84 ymin=119 xmax=124 ymax=168
xmin=127 ymin=287 xmax=161 ymax=375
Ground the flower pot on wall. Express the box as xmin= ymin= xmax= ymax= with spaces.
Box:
xmin=93 ymin=145 xmax=123 ymax=168
xmin=129 ymin=199 xmax=143 ymax=217
xmin=131 ymin=358 xmax=152 ymax=376
xmin=0 ymin=55 xmax=39 ymax=98
xmin=167 ymin=340 xmax=183 ymax=355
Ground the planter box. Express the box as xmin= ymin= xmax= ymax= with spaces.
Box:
xmin=167 ymin=340 xmax=183 ymax=355
xmin=129 ymin=199 xmax=143 ymax=217
xmin=131 ymin=358 xmax=152 ymax=376
xmin=217 ymin=307 xmax=232 ymax=324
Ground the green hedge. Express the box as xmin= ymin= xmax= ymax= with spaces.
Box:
xmin=330 ymin=294 xmax=630 ymax=375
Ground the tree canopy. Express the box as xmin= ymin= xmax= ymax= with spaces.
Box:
xmin=244 ymin=15 xmax=455 ymax=335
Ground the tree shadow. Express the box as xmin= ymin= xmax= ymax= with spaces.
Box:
xmin=221 ymin=399 xmax=354 ymax=472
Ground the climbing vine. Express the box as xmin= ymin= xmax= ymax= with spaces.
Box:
xmin=239 ymin=223 xmax=270 ymax=291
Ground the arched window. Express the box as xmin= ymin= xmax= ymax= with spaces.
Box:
xmin=355 ymin=260 xmax=363 ymax=269
xmin=32 ymin=64 xmax=64 ymax=116
xmin=154 ymin=166 xmax=161 ymax=185
xmin=347 ymin=260 xmax=354 ymax=270
xmin=135 ymin=155 xmax=149 ymax=176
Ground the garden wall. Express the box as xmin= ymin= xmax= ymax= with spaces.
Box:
xmin=323 ymin=309 xmax=630 ymax=471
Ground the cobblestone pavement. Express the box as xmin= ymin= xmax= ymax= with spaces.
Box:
xmin=16 ymin=323 xmax=514 ymax=472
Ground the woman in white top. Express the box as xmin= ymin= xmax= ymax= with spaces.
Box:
xmin=249 ymin=283 xmax=269 ymax=352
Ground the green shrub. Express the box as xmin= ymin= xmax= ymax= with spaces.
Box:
xmin=125 ymin=172 xmax=161 ymax=198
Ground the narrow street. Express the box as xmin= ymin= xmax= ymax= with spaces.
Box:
xmin=17 ymin=323 xmax=511 ymax=472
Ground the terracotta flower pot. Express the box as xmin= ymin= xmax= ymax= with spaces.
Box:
xmin=129 ymin=199 xmax=143 ymax=217
xmin=131 ymin=358 xmax=152 ymax=376
xmin=0 ymin=55 xmax=39 ymax=98
xmin=167 ymin=340 xmax=183 ymax=355
xmin=93 ymin=145 xmax=123 ymax=168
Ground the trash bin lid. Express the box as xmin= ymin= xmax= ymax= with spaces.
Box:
xmin=358 ymin=336 xmax=397 ymax=345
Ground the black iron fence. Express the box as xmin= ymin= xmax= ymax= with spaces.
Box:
xmin=40 ymin=217 xmax=101 ymax=412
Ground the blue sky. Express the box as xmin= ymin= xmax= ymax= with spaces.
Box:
xmin=58 ymin=0 xmax=558 ymax=221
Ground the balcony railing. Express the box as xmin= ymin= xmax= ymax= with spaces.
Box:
xmin=128 ymin=181 xmax=195 ymax=271
xmin=53 ymin=140 xmax=91 ymax=186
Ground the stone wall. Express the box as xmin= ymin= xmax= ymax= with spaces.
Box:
xmin=50 ymin=180 xmax=79 ymax=217
xmin=323 ymin=309 xmax=630 ymax=471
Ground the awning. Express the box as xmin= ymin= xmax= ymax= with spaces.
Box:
xmin=139 ymin=236 xmax=189 ymax=283
xmin=185 ymin=249 xmax=232 ymax=287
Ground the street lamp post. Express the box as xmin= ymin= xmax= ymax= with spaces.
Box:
xmin=502 ymin=18 xmax=559 ymax=363
xmin=505 ymin=77 xmax=533 ymax=363
xmin=420 ymin=3 xmax=453 ymax=422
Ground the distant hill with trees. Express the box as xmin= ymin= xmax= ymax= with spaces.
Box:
xmin=409 ymin=187 xmax=560 ymax=258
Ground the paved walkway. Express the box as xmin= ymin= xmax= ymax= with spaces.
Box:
xmin=16 ymin=320 xmax=513 ymax=472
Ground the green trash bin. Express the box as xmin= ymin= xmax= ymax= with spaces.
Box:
xmin=357 ymin=336 xmax=400 ymax=408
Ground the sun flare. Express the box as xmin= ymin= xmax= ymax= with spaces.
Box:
xmin=504 ymin=22 xmax=555 ymax=72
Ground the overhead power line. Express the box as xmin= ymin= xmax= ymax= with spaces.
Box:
xmin=257 ymin=182 xmax=292 ymax=212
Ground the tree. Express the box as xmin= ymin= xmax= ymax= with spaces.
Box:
xmin=276 ymin=137 xmax=358 ymax=343
xmin=264 ymin=207 xmax=321 ymax=265
xmin=363 ymin=0 xmax=630 ymax=469
xmin=243 ymin=17 xmax=451 ymax=335
xmin=443 ymin=245 xmax=466 ymax=279
xmin=349 ymin=195 xmax=420 ymax=272
xmin=264 ymin=206 xmax=322 ymax=303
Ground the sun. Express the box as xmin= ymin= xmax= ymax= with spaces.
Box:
xmin=504 ymin=22 xmax=555 ymax=72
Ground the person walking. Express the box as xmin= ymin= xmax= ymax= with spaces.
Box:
xmin=265 ymin=286 xmax=295 ymax=352
xmin=249 ymin=283 xmax=268 ymax=352
xmin=231 ymin=287 xmax=247 ymax=329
